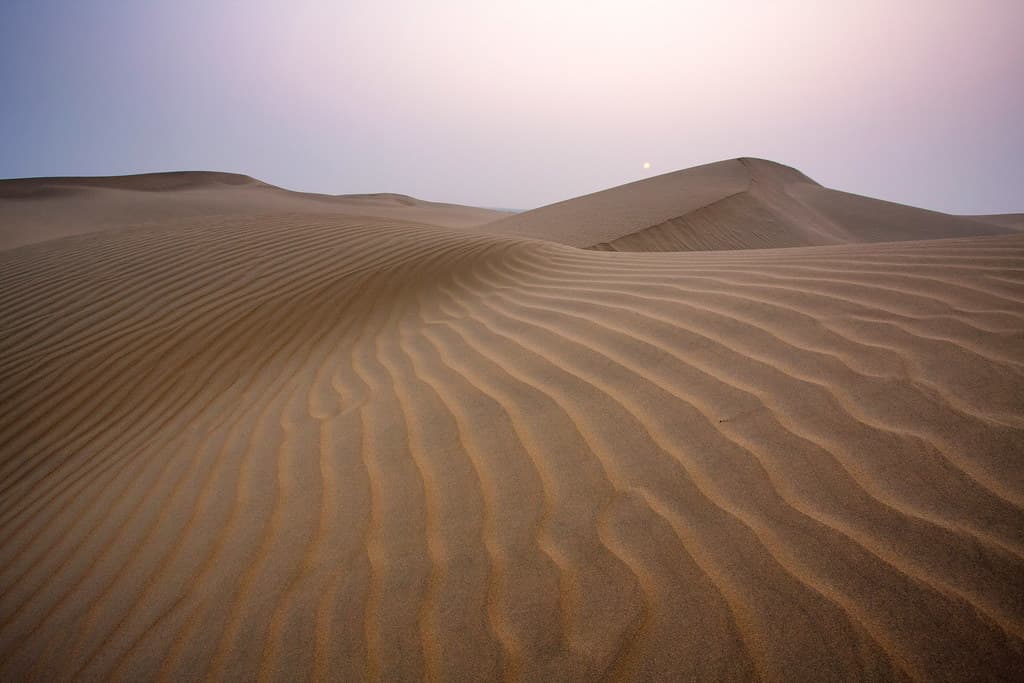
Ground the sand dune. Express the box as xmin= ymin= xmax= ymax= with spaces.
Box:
xmin=2 ymin=163 xmax=1024 ymax=681
xmin=970 ymin=213 xmax=1024 ymax=230
xmin=482 ymin=158 xmax=1018 ymax=251
xmin=0 ymin=171 xmax=508 ymax=250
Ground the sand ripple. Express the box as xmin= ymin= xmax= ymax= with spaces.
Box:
xmin=2 ymin=215 xmax=1023 ymax=680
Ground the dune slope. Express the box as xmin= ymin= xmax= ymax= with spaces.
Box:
xmin=482 ymin=158 xmax=1017 ymax=251
xmin=0 ymin=171 xmax=508 ymax=250
xmin=2 ymin=205 xmax=1023 ymax=680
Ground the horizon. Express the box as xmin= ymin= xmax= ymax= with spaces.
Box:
xmin=4 ymin=3 xmax=1024 ymax=680
xmin=2 ymin=1 xmax=1022 ymax=215
xmin=5 ymin=155 xmax=1019 ymax=219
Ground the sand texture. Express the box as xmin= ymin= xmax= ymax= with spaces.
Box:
xmin=0 ymin=171 xmax=508 ymax=251
xmin=2 ymin=162 xmax=1024 ymax=681
xmin=482 ymin=158 xmax=1020 ymax=251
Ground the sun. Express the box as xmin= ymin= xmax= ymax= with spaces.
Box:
xmin=642 ymin=161 xmax=651 ymax=169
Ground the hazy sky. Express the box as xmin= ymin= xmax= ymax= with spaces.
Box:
xmin=1 ymin=0 xmax=1022 ymax=213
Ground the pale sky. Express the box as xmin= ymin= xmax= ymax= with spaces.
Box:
xmin=1 ymin=0 xmax=1022 ymax=213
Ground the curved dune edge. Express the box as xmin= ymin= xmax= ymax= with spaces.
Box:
xmin=482 ymin=158 xmax=1018 ymax=252
xmin=0 ymin=172 xmax=510 ymax=251
xmin=1 ymin=214 xmax=1024 ymax=681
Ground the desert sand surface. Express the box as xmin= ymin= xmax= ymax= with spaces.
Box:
xmin=0 ymin=171 xmax=509 ymax=251
xmin=970 ymin=214 xmax=1024 ymax=231
xmin=1 ymin=160 xmax=1024 ymax=681
xmin=481 ymin=158 xmax=1021 ymax=251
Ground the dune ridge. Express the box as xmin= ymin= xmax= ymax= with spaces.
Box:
xmin=2 ymin=181 xmax=1024 ymax=682
xmin=482 ymin=158 xmax=1019 ymax=251
xmin=0 ymin=171 xmax=509 ymax=250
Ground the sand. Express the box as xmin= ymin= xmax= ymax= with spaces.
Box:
xmin=1 ymin=160 xmax=1023 ymax=681
xmin=0 ymin=171 xmax=509 ymax=251
xmin=481 ymin=158 xmax=1021 ymax=251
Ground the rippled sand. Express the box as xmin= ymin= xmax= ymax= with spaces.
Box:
xmin=2 ymin=163 xmax=1023 ymax=681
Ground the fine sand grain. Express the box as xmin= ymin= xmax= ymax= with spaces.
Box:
xmin=1 ymin=162 xmax=1023 ymax=681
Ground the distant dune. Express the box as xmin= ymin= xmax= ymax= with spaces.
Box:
xmin=969 ymin=213 xmax=1024 ymax=230
xmin=2 ymin=161 xmax=1023 ymax=681
xmin=482 ymin=158 xmax=1020 ymax=251
xmin=0 ymin=171 xmax=509 ymax=250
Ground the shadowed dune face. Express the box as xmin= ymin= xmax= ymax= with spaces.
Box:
xmin=2 ymin=203 xmax=1024 ymax=680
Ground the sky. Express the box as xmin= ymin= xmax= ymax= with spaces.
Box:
xmin=1 ymin=0 xmax=1022 ymax=214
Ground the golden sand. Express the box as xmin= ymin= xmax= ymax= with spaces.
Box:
xmin=2 ymin=162 xmax=1022 ymax=680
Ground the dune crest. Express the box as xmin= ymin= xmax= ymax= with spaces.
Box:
xmin=482 ymin=157 xmax=1018 ymax=251
xmin=2 ymin=161 xmax=1024 ymax=680
xmin=0 ymin=172 xmax=509 ymax=251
